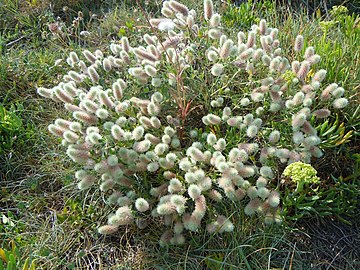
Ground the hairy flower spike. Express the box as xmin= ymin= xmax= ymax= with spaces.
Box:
xmin=187 ymin=184 xmax=201 ymax=200
xmin=208 ymin=29 xmax=222 ymax=39
xmin=99 ymin=91 xmax=114 ymax=108
xmin=321 ymin=83 xmax=338 ymax=101
xmin=133 ymin=140 xmax=151 ymax=153
xmin=292 ymin=113 xmax=306 ymax=130
xmin=133 ymin=48 xmax=158 ymax=62
xmin=204 ymin=0 xmax=214 ymax=20
xmin=169 ymin=1 xmax=189 ymax=16
xmin=73 ymin=111 xmax=98 ymax=125
xmin=313 ymin=109 xmax=331 ymax=118
xmin=294 ymin=35 xmax=304 ymax=52
xmin=83 ymin=50 xmax=96 ymax=63
xmin=161 ymin=7 xmax=174 ymax=18
xmin=68 ymin=71 xmax=82 ymax=83
xmin=207 ymin=50 xmax=218 ymax=62
xmin=268 ymin=191 xmax=280 ymax=207
xmin=259 ymin=19 xmax=267 ymax=35
xmin=53 ymin=88 xmax=74 ymax=104
xmin=98 ymin=225 xmax=118 ymax=235
xmin=240 ymin=48 xmax=254 ymax=60
xmin=206 ymin=114 xmax=221 ymax=125
xmin=244 ymin=199 xmax=261 ymax=216
xmin=88 ymin=66 xmax=100 ymax=83
xmin=187 ymin=147 xmax=205 ymax=162
xmin=132 ymin=126 xmax=145 ymax=141
xmin=210 ymin=13 xmax=221 ymax=27
xmin=332 ymin=87 xmax=345 ymax=98
xmin=219 ymin=39 xmax=233 ymax=59
xmin=313 ymin=69 xmax=327 ymax=83
xmin=121 ymin=37 xmax=130 ymax=52
xmin=103 ymin=58 xmax=112 ymax=71
xmin=304 ymin=46 xmax=314 ymax=58
xmin=307 ymin=54 xmax=321 ymax=65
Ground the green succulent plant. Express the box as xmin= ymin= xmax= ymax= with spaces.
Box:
xmin=283 ymin=162 xmax=319 ymax=193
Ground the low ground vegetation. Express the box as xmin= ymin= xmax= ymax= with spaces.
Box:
xmin=0 ymin=0 xmax=359 ymax=269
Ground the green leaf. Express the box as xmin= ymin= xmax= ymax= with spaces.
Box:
xmin=311 ymin=195 xmax=320 ymax=201
xmin=297 ymin=206 xmax=315 ymax=212
xmin=22 ymin=258 xmax=29 ymax=270
xmin=319 ymin=211 xmax=333 ymax=216
xmin=29 ymin=261 xmax=36 ymax=270
xmin=118 ymin=28 xmax=126 ymax=37
xmin=7 ymin=254 xmax=15 ymax=265
xmin=0 ymin=249 xmax=7 ymax=262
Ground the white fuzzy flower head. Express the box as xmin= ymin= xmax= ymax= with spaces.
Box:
xmin=207 ymin=50 xmax=218 ymax=62
xmin=244 ymin=199 xmax=261 ymax=216
xmin=313 ymin=69 xmax=327 ymax=83
xmin=147 ymin=162 xmax=159 ymax=172
xmin=188 ymin=184 xmax=201 ymax=200
xmin=256 ymin=177 xmax=268 ymax=188
xmin=210 ymin=13 xmax=221 ymax=27
xmin=186 ymin=146 xmax=205 ymax=162
xmin=77 ymin=175 xmax=96 ymax=190
xmin=135 ymin=198 xmax=150 ymax=212
xmin=333 ymin=98 xmax=348 ymax=109
xmin=304 ymin=46 xmax=314 ymax=58
xmin=293 ymin=92 xmax=305 ymax=105
xmin=208 ymin=29 xmax=222 ymax=39
xmin=257 ymin=187 xmax=270 ymax=199
xmin=332 ymin=87 xmax=345 ymax=98
xmin=170 ymin=195 xmax=187 ymax=206
xmin=98 ymin=225 xmax=118 ymax=235
xmin=260 ymin=166 xmax=274 ymax=179
xmin=185 ymin=172 xmax=197 ymax=183
xmin=169 ymin=178 xmax=183 ymax=193
xmin=214 ymin=138 xmax=226 ymax=151
xmin=292 ymin=131 xmax=304 ymax=144
xmin=246 ymin=125 xmax=258 ymax=138
xmin=211 ymin=63 xmax=224 ymax=76
xmin=171 ymin=138 xmax=181 ymax=148
xmin=158 ymin=19 xmax=175 ymax=32
xmin=207 ymin=133 xmax=217 ymax=146
xmin=240 ymin=98 xmax=250 ymax=107
xmin=292 ymin=113 xmax=307 ymax=130
xmin=107 ymin=155 xmax=118 ymax=166
xmin=268 ymin=191 xmax=280 ymax=207
xmin=268 ymin=130 xmax=280 ymax=144
xmin=169 ymin=0 xmax=189 ymax=16
xmin=256 ymin=107 xmax=264 ymax=116
xmin=179 ymin=158 xmax=192 ymax=171
xmin=220 ymin=39 xmax=233 ymax=59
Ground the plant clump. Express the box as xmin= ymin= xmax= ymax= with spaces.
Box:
xmin=37 ymin=0 xmax=349 ymax=245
